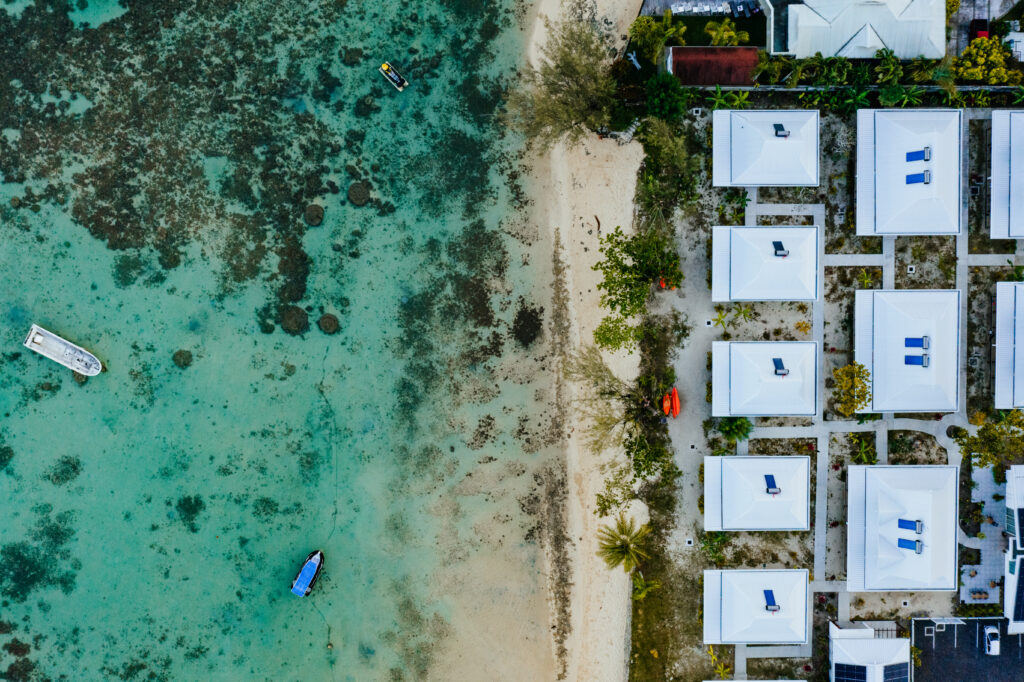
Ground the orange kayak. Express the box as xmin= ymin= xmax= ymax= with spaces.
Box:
xmin=662 ymin=393 xmax=671 ymax=415
xmin=671 ymin=387 xmax=680 ymax=418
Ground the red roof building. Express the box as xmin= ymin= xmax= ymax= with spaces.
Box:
xmin=667 ymin=46 xmax=758 ymax=86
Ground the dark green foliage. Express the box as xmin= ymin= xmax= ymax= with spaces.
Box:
xmin=593 ymin=225 xmax=683 ymax=321
xmin=45 ymin=456 xmax=82 ymax=486
xmin=636 ymin=118 xmax=700 ymax=214
xmin=506 ymin=20 xmax=616 ymax=149
xmin=645 ymin=72 xmax=686 ymax=121
xmin=699 ymin=530 xmax=729 ymax=566
xmin=717 ymin=417 xmax=752 ymax=443
xmin=176 ymin=495 xmax=206 ymax=533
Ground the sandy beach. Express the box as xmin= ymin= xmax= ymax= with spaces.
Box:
xmin=525 ymin=0 xmax=647 ymax=679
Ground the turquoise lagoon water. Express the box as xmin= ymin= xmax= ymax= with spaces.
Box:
xmin=0 ymin=2 xmax=562 ymax=680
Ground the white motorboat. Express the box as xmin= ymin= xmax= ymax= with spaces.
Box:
xmin=23 ymin=324 xmax=102 ymax=376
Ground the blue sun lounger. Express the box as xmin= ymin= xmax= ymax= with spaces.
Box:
xmin=898 ymin=538 xmax=923 ymax=554
xmin=772 ymin=240 xmax=789 ymax=257
xmin=905 ymin=336 xmax=930 ymax=349
xmin=764 ymin=589 xmax=780 ymax=612
xmin=904 ymin=354 xmax=929 ymax=367
xmin=765 ymin=474 xmax=781 ymax=495
xmin=906 ymin=171 xmax=931 ymax=185
xmin=772 ymin=358 xmax=789 ymax=376
xmin=906 ymin=147 xmax=931 ymax=162
xmin=898 ymin=518 xmax=923 ymax=534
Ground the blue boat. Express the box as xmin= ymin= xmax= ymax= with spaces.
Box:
xmin=290 ymin=550 xmax=324 ymax=597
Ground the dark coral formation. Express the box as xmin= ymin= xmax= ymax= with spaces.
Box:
xmin=45 ymin=455 xmax=82 ymax=486
xmin=172 ymin=349 xmax=193 ymax=368
xmin=317 ymin=313 xmax=339 ymax=335
xmin=279 ymin=305 xmax=309 ymax=336
xmin=512 ymin=301 xmax=543 ymax=347
xmin=347 ymin=181 xmax=370 ymax=207
xmin=0 ymin=507 xmax=78 ymax=603
xmin=303 ymin=203 xmax=324 ymax=226
xmin=175 ymin=495 xmax=205 ymax=533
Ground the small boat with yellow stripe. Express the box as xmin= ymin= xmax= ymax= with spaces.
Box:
xmin=379 ymin=62 xmax=408 ymax=91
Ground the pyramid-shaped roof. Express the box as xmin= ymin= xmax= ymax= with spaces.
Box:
xmin=703 ymin=569 xmax=809 ymax=644
xmin=712 ymin=110 xmax=819 ymax=187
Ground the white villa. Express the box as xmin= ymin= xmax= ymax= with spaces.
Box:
xmin=994 ymin=282 xmax=1024 ymax=409
xmin=704 ymin=456 xmax=811 ymax=531
xmin=853 ymin=290 xmax=960 ymax=413
xmin=992 ymin=110 xmax=1024 ymax=239
xmin=828 ymin=622 xmax=910 ymax=682
xmin=1003 ymin=466 xmax=1024 ymax=635
xmin=711 ymin=226 xmax=819 ymax=302
xmin=711 ymin=342 xmax=818 ymax=417
xmin=846 ymin=465 xmax=958 ymax=592
xmin=766 ymin=0 xmax=945 ymax=59
xmin=703 ymin=569 xmax=809 ymax=644
xmin=712 ymin=110 xmax=819 ymax=187
xmin=856 ymin=109 xmax=963 ymax=235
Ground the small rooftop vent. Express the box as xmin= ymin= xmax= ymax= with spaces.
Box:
xmin=772 ymin=240 xmax=789 ymax=257
xmin=773 ymin=123 xmax=790 ymax=138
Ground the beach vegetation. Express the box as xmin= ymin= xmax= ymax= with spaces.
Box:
xmin=645 ymin=72 xmax=687 ymax=121
xmin=873 ymin=48 xmax=903 ymax=85
xmin=703 ymin=17 xmax=749 ymax=46
xmin=947 ymin=0 xmax=960 ymax=16
xmin=698 ymin=530 xmax=729 ymax=566
xmin=849 ymin=433 xmax=878 ymax=465
xmin=953 ymin=37 xmax=1023 ymax=85
xmin=628 ymin=10 xmax=686 ymax=63
xmin=631 ymin=572 xmax=661 ymax=601
xmin=832 ymin=362 xmax=872 ymax=417
xmin=954 ymin=409 xmax=1024 ymax=470
xmin=505 ymin=20 xmax=616 ymax=149
xmin=597 ymin=512 xmax=652 ymax=572
xmin=716 ymin=417 xmax=752 ymax=444
xmin=636 ymin=118 xmax=700 ymax=214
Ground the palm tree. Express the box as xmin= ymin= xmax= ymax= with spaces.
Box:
xmin=907 ymin=57 xmax=937 ymax=83
xmin=878 ymin=83 xmax=907 ymax=108
xmin=873 ymin=48 xmax=903 ymax=85
xmin=727 ymin=90 xmax=750 ymax=109
xmin=597 ymin=513 xmax=651 ymax=572
xmin=712 ymin=309 xmax=731 ymax=330
xmin=857 ymin=268 xmax=874 ymax=288
xmin=785 ymin=60 xmax=807 ymax=87
xmin=902 ymin=85 xmax=924 ymax=107
xmin=1013 ymin=86 xmax=1024 ymax=105
xmin=631 ymin=572 xmax=661 ymax=601
xmin=707 ymin=85 xmax=730 ymax=110
xmin=732 ymin=303 xmax=754 ymax=322
xmin=932 ymin=56 xmax=957 ymax=96
xmin=840 ymin=88 xmax=870 ymax=114
xmin=704 ymin=17 xmax=749 ymax=46
xmin=751 ymin=51 xmax=786 ymax=85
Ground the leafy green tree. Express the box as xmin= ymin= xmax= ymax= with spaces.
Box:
xmin=593 ymin=226 xmax=682 ymax=319
xmin=645 ymin=72 xmax=686 ymax=121
xmin=947 ymin=0 xmax=960 ymax=16
xmin=704 ymin=17 xmax=749 ymax=46
xmin=954 ymin=409 xmax=1024 ymax=470
xmin=636 ymin=117 xmax=700 ymax=213
xmin=726 ymin=90 xmax=750 ymax=109
xmin=597 ymin=513 xmax=652 ymax=572
xmin=832 ymin=362 xmax=872 ymax=417
xmin=593 ymin=315 xmax=645 ymax=352
xmin=629 ymin=10 xmax=686 ymax=63
xmin=505 ymin=21 xmax=616 ymax=149
xmin=840 ymin=88 xmax=870 ymax=114
xmin=873 ymin=48 xmax=903 ymax=85
xmin=953 ymin=37 xmax=1023 ymax=85
xmin=718 ymin=416 xmax=752 ymax=443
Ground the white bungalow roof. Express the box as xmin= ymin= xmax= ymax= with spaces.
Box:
xmin=829 ymin=622 xmax=910 ymax=682
xmin=853 ymin=290 xmax=960 ymax=413
xmin=785 ymin=0 xmax=945 ymax=59
xmin=846 ymin=465 xmax=958 ymax=592
xmin=704 ymin=456 xmax=811 ymax=531
xmin=703 ymin=569 xmax=809 ymax=644
xmin=711 ymin=342 xmax=818 ymax=417
xmin=712 ymin=110 xmax=819 ymax=187
xmin=991 ymin=111 xmax=1024 ymax=239
xmin=993 ymin=282 xmax=1024 ymax=409
xmin=856 ymin=109 xmax=963 ymax=235
xmin=710 ymin=226 xmax=819 ymax=302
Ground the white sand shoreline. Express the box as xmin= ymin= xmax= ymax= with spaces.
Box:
xmin=524 ymin=0 xmax=647 ymax=679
